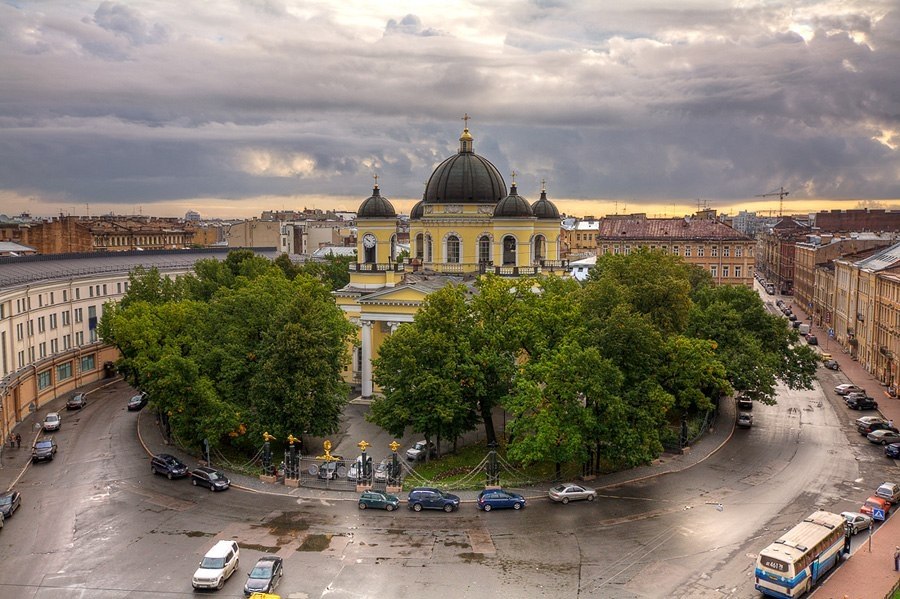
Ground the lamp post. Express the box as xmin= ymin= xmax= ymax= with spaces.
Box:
xmin=357 ymin=439 xmax=371 ymax=491
xmin=387 ymin=440 xmax=402 ymax=493
xmin=260 ymin=431 xmax=276 ymax=482
xmin=283 ymin=433 xmax=300 ymax=488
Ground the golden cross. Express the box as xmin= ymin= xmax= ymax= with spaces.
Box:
xmin=462 ymin=112 xmax=470 ymax=128
xmin=541 ymin=178 xmax=546 ymax=192
xmin=373 ymin=173 xmax=379 ymax=188
xmin=510 ymin=170 xmax=518 ymax=184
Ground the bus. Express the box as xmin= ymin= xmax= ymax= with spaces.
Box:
xmin=755 ymin=510 xmax=846 ymax=598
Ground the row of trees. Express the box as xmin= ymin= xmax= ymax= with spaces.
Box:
xmin=99 ymin=251 xmax=355 ymax=451
xmin=368 ymin=249 xmax=817 ymax=472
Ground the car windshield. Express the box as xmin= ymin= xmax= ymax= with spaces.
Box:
xmin=46 ymin=415 xmax=58 ymax=421
xmin=35 ymin=441 xmax=52 ymax=448
xmin=249 ymin=565 xmax=272 ymax=578
xmin=207 ymin=471 xmax=225 ymax=480
xmin=0 ymin=496 xmax=11 ymax=505
xmin=200 ymin=557 xmax=226 ymax=569
xmin=552 ymin=485 xmax=566 ymax=492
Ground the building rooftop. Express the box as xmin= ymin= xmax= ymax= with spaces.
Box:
xmin=595 ymin=215 xmax=750 ymax=241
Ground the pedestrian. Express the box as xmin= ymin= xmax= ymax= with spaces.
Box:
xmin=7 ymin=433 xmax=13 ymax=448
xmin=15 ymin=433 xmax=21 ymax=449
xmin=894 ymin=546 xmax=900 ymax=571
xmin=890 ymin=419 xmax=894 ymax=429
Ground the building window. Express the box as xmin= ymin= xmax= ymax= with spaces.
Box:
xmin=50 ymin=292 xmax=55 ymax=304
xmin=735 ymin=266 xmax=742 ymax=278
xmin=735 ymin=247 xmax=743 ymax=257
xmin=502 ymin=236 xmax=517 ymax=265
xmin=63 ymin=289 xmax=68 ymax=302
xmin=81 ymin=354 xmax=95 ymax=372
xmin=38 ymin=316 xmax=46 ymax=333
xmin=90 ymin=329 xmax=98 ymax=343
xmin=89 ymin=286 xmax=94 ymax=298
xmin=614 ymin=245 xmax=620 ymax=255
xmin=18 ymin=351 xmax=25 ymax=369
xmin=697 ymin=246 xmax=705 ymax=257
xmin=27 ymin=320 xmax=34 ymax=336
xmin=446 ymin=235 xmax=460 ymax=263
xmin=75 ymin=308 xmax=83 ymax=323
xmin=57 ymin=361 xmax=73 ymax=381
xmin=38 ymin=294 xmax=43 ymax=307
xmin=711 ymin=246 xmax=718 ymax=257
xmin=415 ymin=234 xmax=424 ymax=259
xmin=63 ymin=334 xmax=71 ymax=350
xmin=710 ymin=265 xmax=718 ymax=278
xmin=672 ymin=245 xmax=679 ymax=256
xmin=50 ymin=313 xmax=57 ymax=329
xmin=62 ymin=311 xmax=70 ymax=326
xmin=722 ymin=266 xmax=729 ymax=278
xmin=38 ymin=370 xmax=52 ymax=390
xmin=50 ymin=339 xmax=58 ymax=353
xmin=117 ymin=282 xmax=122 ymax=294
xmin=425 ymin=236 xmax=433 ymax=262
xmin=624 ymin=245 xmax=631 ymax=256
xmin=28 ymin=347 xmax=34 ymax=362
xmin=39 ymin=342 xmax=47 ymax=359
xmin=16 ymin=323 xmax=23 ymax=341
xmin=684 ymin=246 xmax=692 ymax=257
xmin=75 ymin=288 xmax=80 ymax=300
xmin=102 ymin=284 xmax=107 ymax=295
xmin=534 ymin=235 xmax=546 ymax=263
xmin=75 ymin=331 xmax=84 ymax=346
xmin=478 ymin=236 xmax=491 ymax=264
xmin=723 ymin=246 xmax=730 ymax=257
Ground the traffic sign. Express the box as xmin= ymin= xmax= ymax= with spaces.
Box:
xmin=873 ymin=508 xmax=886 ymax=521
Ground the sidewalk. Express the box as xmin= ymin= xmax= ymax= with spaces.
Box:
xmin=787 ymin=301 xmax=900 ymax=599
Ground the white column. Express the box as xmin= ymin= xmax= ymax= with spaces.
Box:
xmin=361 ymin=320 xmax=374 ymax=398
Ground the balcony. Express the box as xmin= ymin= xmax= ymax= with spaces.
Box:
xmin=349 ymin=262 xmax=405 ymax=273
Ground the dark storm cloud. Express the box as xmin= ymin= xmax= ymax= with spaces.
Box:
xmin=0 ymin=1 xmax=898 ymax=214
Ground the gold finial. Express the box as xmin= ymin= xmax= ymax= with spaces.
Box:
xmin=287 ymin=433 xmax=298 ymax=445
xmin=263 ymin=431 xmax=276 ymax=442
xmin=510 ymin=170 xmax=518 ymax=185
xmin=541 ymin=178 xmax=546 ymax=192
xmin=390 ymin=440 xmax=400 ymax=452
xmin=323 ymin=439 xmax=332 ymax=451
xmin=358 ymin=440 xmax=371 ymax=452
xmin=373 ymin=173 xmax=379 ymax=189
xmin=462 ymin=112 xmax=470 ymax=128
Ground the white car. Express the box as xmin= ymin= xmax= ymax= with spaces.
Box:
xmin=840 ymin=511 xmax=872 ymax=535
xmin=856 ymin=416 xmax=888 ymax=427
xmin=548 ymin=483 xmax=597 ymax=504
xmin=192 ymin=540 xmax=240 ymax=590
xmin=405 ymin=441 xmax=435 ymax=461
xmin=42 ymin=412 xmax=61 ymax=432
xmin=875 ymin=482 xmax=900 ymax=505
xmin=834 ymin=384 xmax=863 ymax=395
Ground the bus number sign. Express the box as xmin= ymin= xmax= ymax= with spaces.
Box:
xmin=760 ymin=557 xmax=788 ymax=573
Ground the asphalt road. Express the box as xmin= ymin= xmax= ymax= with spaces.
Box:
xmin=0 ymin=371 xmax=895 ymax=598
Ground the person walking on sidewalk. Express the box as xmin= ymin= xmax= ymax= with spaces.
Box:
xmin=15 ymin=433 xmax=21 ymax=449
xmin=894 ymin=546 xmax=900 ymax=571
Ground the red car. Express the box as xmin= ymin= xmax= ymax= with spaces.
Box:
xmin=860 ymin=496 xmax=891 ymax=521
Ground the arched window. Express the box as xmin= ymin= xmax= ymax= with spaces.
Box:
xmin=503 ymin=236 xmax=517 ymax=266
xmin=425 ymin=235 xmax=433 ymax=263
xmin=447 ymin=235 xmax=461 ymax=264
xmin=478 ymin=235 xmax=491 ymax=264
xmin=415 ymin=234 xmax=424 ymax=259
xmin=534 ymin=235 xmax=545 ymax=263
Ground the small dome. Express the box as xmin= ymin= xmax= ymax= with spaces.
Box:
xmin=357 ymin=185 xmax=396 ymax=218
xmin=423 ymin=127 xmax=507 ymax=204
xmin=410 ymin=199 xmax=425 ymax=220
xmin=531 ymin=189 xmax=560 ymax=220
xmin=493 ymin=183 xmax=534 ymax=218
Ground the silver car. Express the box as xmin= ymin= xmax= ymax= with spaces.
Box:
xmin=840 ymin=511 xmax=872 ymax=535
xmin=548 ymin=483 xmax=597 ymax=504
xmin=42 ymin=412 xmax=61 ymax=432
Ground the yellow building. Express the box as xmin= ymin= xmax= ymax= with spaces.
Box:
xmin=335 ymin=124 xmax=567 ymax=397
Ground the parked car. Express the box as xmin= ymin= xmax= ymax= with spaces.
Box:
xmin=243 ymin=555 xmax=282 ymax=596
xmin=867 ymin=429 xmax=900 ymax=445
xmin=886 ymin=443 xmax=900 ymax=459
xmin=127 ymin=392 xmax=148 ymax=411
xmin=856 ymin=416 xmax=887 ymax=426
xmin=788 ymin=314 xmax=798 ymax=322
xmin=840 ymin=511 xmax=873 ymax=535
xmin=406 ymin=440 xmax=436 ymax=461
xmin=407 ymin=487 xmax=460 ymax=512
xmin=806 ymin=335 xmax=818 ymax=345
xmin=823 ymin=359 xmax=840 ymax=370
xmin=192 ymin=539 xmax=240 ymax=590
xmin=373 ymin=459 xmax=392 ymax=482
xmin=737 ymin=412 xmax=753 ymax=428
xmin=737 ymin=396 xmax=752 ymax=410
xmin=31 ymin=438 xmax=57 ymax=463
xmin=358 ymin=490 xmax=400 ymax=511
xmin=477 ymin=489 xmax=526 ymax=511
xmin=860 ymin=496 xmax=891 ymax=521
xmin=858 ymin=421 xmax=896 ymax=436
xmin=847 ymin=396 xmax=878 ymax=410
xmin=844 ymin=391 xmax=869 ymax=402
xmin=347 ymin=456 xmax=364 ymax=482
xmin=875 ymin=482 xmax=900 ymax=504
xmin=191 ymin=466 xmax=231 ymax=491
xmin=150 ymin=453 xmax=189 ymax=479
xmin=548 ymin=483 xmax=597 ymax=504
xmin=0 ymin=490 xmax=21 ymax=518
xmin=66 ymin=393 xmax=87 ymax=410
xmin=835 ymin=384 xmax=863 ymax=395
xmin=316 ymin=458 xmax=346 ymax=480
xmin=42 ymin=412 xmax=61 ymax=432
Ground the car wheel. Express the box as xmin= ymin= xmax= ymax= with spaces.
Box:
xmin=192 ymin=478 xmax=198 ymax=486
xmin=444 ymin=504 xmax=454 ymax=513
xmin=562 ymin=497 xmax=569 ymax=504
xmin=386 ymin=504 xmax=394 ymax=512
xmin=587 ymin=494 xmax=596 ymax=502
xmin=413 ymin=503 xmax=422 ymax=512
xmin=209 ymin=484 xmax=214 ymax=491
xmin=483 ymin=504 xmax=492 ymax=512
xmin=217 ymin=577 xmax=224 ymax=590
xmin=359 ymin=502 xmax=367 ymax=510
xmin=167 ymin=472 xmax=173 ymax=480
xmin=513 ymin=502 xmax=522 ymax=510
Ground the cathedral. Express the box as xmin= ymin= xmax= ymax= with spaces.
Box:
xmin=335 ymin=122 xmax=567 ymax=397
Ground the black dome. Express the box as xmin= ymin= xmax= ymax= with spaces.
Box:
xmin=410 ymin=199 xmax=424 ymax=220
xmin=493 ymin=183 xmax=534 ymax=218
xmin=423 ymin=128 xmax=507 ymax=204
xmin=357 ymin=186 xmax=396 ymax=218
xmin=531 ymin=189 xmax=560 ymax=220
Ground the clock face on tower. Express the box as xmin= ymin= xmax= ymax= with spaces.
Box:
xmin=363 ymin=234 xmax=377 ymax=249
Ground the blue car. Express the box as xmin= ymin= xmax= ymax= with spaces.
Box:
xmin=477 ymin=489 xmax=526 ymax=511
xmin=886 ymin=443 xmax=900 ymax=459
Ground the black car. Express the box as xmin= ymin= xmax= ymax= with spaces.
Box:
xmin=0 ymin=490 xmax=21 ymax=518
xmin=243 ymin=555 xmax=283 ymax=596
xmin=806 ymin=335 xmax=818 ymax=345
xmin=66 ymin=393 xmax=87 ymax=410
xmin=407 ymin=487 xmax=461 ymax=512
xmin=31 ymin=438 xmax=58 ymax=462
xmin=847 ymin=396 xmax=878 ymax=410
xmin=886 ymin=443 xmax=900 ymax=459
xmin=150 ymin=453 xmax=189 ymax=479
xmin=190 ymin=467 xmax=230 ymax=491
xmin=858 ymin=422 xmax=898 ymax=436
xmin=127 ymin=392 xmax=148 ymax=411
xmin=823 ymin=359 xmax=840 ymax=370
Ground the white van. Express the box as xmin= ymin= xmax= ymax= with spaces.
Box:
xmin=192 ymin=540 xmax=240 ymax=590
xmin=798 ymin=323 xmax=810 ymax=335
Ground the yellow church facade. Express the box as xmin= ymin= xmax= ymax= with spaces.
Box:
xmin=335 ymin=124 xmax=568 ymax=397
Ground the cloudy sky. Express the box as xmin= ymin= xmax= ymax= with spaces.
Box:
xmin=1 ymin=1 xmax=898 ymax=219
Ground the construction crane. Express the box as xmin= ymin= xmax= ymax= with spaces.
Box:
xmin=756 ymin=186 xmax=790 ymax=217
